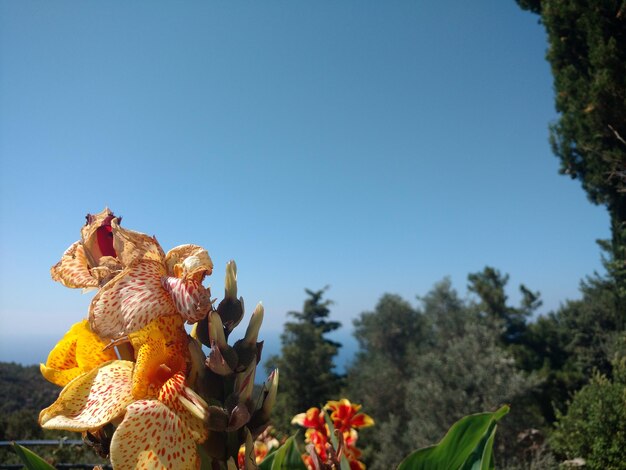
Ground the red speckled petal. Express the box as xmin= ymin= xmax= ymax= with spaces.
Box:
xmin=110 ymin=399 xmax=199 ymax=470
xmin=89 ymin=260 xmax=177 ymax=339
xmin=161 ymin=276 xmax=212 ymax=324
xmin=129 ymin=317 xmax=188 ymax=399
xmin=50 ymin=242 xmax=99 ymax=289
xmin=39 ymin=360 xmax=134 ymax=431
xmin=158 ymin=373 xmax=208 ymax=443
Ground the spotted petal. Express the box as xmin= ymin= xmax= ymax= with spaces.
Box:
xmin=39 ymin=360 xmax=134 ymax=431
xmin=40 ymin=320 xmax=117 ymax=387
xmin=50 ymin=241 xmax=99 ymax=289
xmin=89 ymin=260 xmax=178 ymax=339
xmin=164 ymin=244 xmax=213 ymax=281
xmin=129 ymin=316 xmax=189 ymax=399
xmin=158 ymin=373 xmax=208 ymax=443
xmin=110 ymin=399 xmax=201 ymax=470
xmin=161 ymin=276 xmax=212 ymax=324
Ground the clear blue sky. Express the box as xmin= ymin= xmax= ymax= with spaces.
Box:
xmin=0 ymin=1 xmax=609 ymax=365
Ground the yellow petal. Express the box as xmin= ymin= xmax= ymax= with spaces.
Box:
xmin=50 ymin=241 xmax=99 ymax=289
xmin=41 ymin=320 xmax=117 ymax=387
xmin=110 ymin=399 xmax=200 ymax=470
xmin=129 ymin=316 xmax=189 ymax=399
xmin=89 ymin=260 xmax=177 ymax=339
xmin=39 ymin=360 xmax=134 ymax=431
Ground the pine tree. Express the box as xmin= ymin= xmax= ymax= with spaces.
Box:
xmin=265 ymin=288 xmax=343 ymax=432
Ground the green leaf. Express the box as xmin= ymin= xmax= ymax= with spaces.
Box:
xmin=397 ymin=405 xmax=509 ymax=470
xmin=258 ymin=435 xmax=306 ymax=470
xmin=11 ymin=443 xmax=56 ymax=470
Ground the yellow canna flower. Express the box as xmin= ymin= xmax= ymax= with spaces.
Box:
xmin=40 ymin=319 xmax=117 ymax=387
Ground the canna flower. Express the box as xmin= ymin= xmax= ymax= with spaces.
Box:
xmin=324 ymin=399 xmax=374 ymax=433
xmin=237 ymin=426 xmax=279 ymax=469
xmin=39 ymin=360 xmax=208 ymax=470
xmin=293 ymin=400 xmax=372 ymax=470
xmin=51 ymin=208 xmax=214 ymax=339
xmin=40 ymin=319 xmax=117 ymax=387
xmin=237 ymin=440 xmax=270 ymax=468
xmin=291 ymin=406 xmax=327 ymax=434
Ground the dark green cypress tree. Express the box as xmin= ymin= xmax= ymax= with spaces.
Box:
xmin=516 ymin=0 xmax=626 ymax=304
xmin=265 ymin=288 xmax=343 ymax=432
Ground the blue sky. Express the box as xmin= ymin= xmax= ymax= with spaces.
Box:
xmin=0 ymin=1 xmax=609 ymax=365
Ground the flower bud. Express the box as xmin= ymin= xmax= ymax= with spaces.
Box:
xmin=243 ymin=303 xmax=264 ymax=345
xmin=225 ymin=260 xmax=237 ymax=300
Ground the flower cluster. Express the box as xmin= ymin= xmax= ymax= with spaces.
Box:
xmin=292 ymin=399 xmax=373 ymax=470
xmin=39 ymin=208 xmax=278 ymax=469
xmin=237 ymin=426 xmax=280 ymax=468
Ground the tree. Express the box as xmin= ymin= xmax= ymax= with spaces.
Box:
xmin=265 ymin=288 xmax=343 ymax=432
xmin=516 ymin=274 xmax=621 ymax=422
xmin=468 ymin=266 xmax=541 ymax=346
xmin=515 ymin=0 xmax=626 ymax=300
xmin=346 ymin=278 xmax=539 ymax=469
xmin=551 ymin=353 xmax=626 ymax=469
xmin=348 ymin=292 xmax=426 ymax=424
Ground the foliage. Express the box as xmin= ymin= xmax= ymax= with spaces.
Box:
xmin=265 ymin=288 xmax=343 ymax=432
xmin=515 ymin=274 xmax=622 ymax=422
xmin=515 ymin=0 xmax=626 ymax=299
xmin=397 ymin=405 xmax=509 ymax=470
xmin=550 ymin=353 xmax=626 ymax=469
xmin=258 ymin=435 xmax=306 ymax=470
xmin=0 ymin=362 xmax=109 ymax=466
xmin=346 ymin=276 xmax=539 ymax=469
xmin=11 ymin=443 xmax=56 ymax=470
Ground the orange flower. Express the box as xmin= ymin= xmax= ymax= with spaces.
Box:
xmin=291 ymin=406 xmax=327 ymax=434
xmin=325 ymin=399 xmax=374 ymax=433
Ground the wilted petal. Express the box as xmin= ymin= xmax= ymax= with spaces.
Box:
xmin=50 ymin=242 xmax=99 ymax=289
xmin=81 ymin=208 xmax=118 ymax=266
xmin=111 ymin=218 xmax=165 ymax=266
xmin=164 ymin=244 xmax=213 ymax=281
xmin=39 ymin=360 xmax=134 ymax=431
xmin=161 ymin=276 xmax=212 ymax=324
xmin=110 ymin=399 xmax=200 ymax=470
xmin=40 ymin=320 xmax=117 ymax=387
xmin=89 ymin=260 xmax=177 ymax=338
